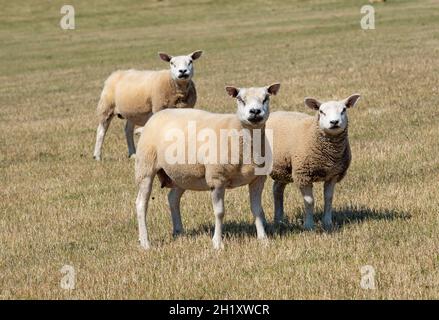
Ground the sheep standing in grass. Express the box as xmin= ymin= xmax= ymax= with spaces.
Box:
xmin=267 ymin=94 xmax=360 ymax=231
xmin=93 ymin=50 xmax=203 ymax=160
xmin=135 ymin=83 xmax=281 ymax=250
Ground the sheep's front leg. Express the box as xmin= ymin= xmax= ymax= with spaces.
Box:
xmin=323 ymin=179 xmax=336 ymax=231
xmin=211 ymin=186 xmax=226 ymax=250
xmin=136 ymin=174 xmax=155 ymax=250
xmin=249 ymin=176 xmax=268 ymax=240
xmin=125 ymin=120 xmax=136 ymax=158
xmin=273 ymin=181 xmax=286 ymax=224
xmin=168 ymin=186 xmax=185 ymax=236
xmin=299 ymin=185 xmax=315 ymax=231
xmin=93 ymin=114 xmax=114 ymax=161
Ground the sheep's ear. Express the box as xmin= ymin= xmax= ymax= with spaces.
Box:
xmin=158 ymin=52 xmax=172 ymax=62
xmin=304 ymin=97 xmax=321 ymax=110
xmin=267 ymin=83 xmax=281 ymax=96
xmin=343 ymin=94 xmax=361 ymax=108
xmin=190 ymin=50 xmax=203 ymax=60
xmin=225 ymin=86 xmax=239 ymax=98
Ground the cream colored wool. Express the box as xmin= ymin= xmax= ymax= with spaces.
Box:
xmin=266 ymin=94 xmax=360 ymax=231
xmin=268 ymin=112 xmax=351 ymax=187
xmin=93 ymin=51 xmax=202 ymax=160
xmin=97 ymin=69 xmax=197 ymax=125
xmin=134 ymin=84 xmax=280 ymax=250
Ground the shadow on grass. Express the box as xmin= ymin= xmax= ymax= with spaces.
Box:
xmin=330 ymin=205 xmax=411 ymax=228
xmin=185 ymin=205 xmax=411 ymax=239
xmin=185 ymin=218 xmax=302 ymax=239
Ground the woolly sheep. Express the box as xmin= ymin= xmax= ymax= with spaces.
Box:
xmin=93 ymin=50 xmax=203 ymax=160
xmin=266 ymin=94 xmax=360 ymax=231
xmin=135 ymin=83 xmax=281 ymax=250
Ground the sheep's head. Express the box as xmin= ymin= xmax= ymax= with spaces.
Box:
xmin=305 ymin=94 xmax=361 ymax=135
xmin=159 ymin=50 xmax=203 ymax=81
xmin=226 ymin=83 xmax=280 ymax=127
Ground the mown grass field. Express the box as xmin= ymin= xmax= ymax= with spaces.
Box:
xmin=1 ymin=0 xmax=439 ymax=299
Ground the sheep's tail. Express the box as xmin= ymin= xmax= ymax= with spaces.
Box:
xmin=135 ymin=146 xmax=157 ymax=185
xmin=96 ymin=74 xmax=117 ymax=122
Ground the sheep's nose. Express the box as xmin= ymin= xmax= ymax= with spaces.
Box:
xmin=249 ymin=109 xmax=261 ymax=115
xmin=179 ymin=69 xmax=187 ymax=74
xmin=330 ymin=120 xmax=339 ymax=125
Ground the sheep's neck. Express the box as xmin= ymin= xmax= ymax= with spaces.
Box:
xmin=239 ymin=122 xmax=267 ymax=168
xmin=172 ymin=78 xmax=191 ymax=93
xmin=169 ymin=77 xmax=192 ymax=106
xmin=310 ymin=116 xmax=349 ymax=162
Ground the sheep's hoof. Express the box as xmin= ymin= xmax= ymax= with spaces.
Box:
xmin=139 ymin=240 xmax=151 ymax=250
xmin=172 ymin=229 xmax=184 ymax=238
xmin=274 ymin=208 xmax=284 ymax=223
xmin=93 ymin=155 xmax=101 ymax=161
xmin=212 ymin=238 xmax=224 ymax=250
xmin=129 ymin=153 xmax=136 ymax=159
xmin=303 ymin=222 xmax=315 ymax=231
xmin=322 ymin=221 xmax=334 ymax=232
xmin=257 ymin=231 xmax=268 ymax=240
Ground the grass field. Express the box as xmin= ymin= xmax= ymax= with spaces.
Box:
xmin=1 ymin=0 xmax=439 ymax=299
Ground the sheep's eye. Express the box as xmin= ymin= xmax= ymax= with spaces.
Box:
xmin=319 ymin=110 xmax=326 ymax=116
xmin=237 ymin=97 xmax=245 ymax=104
xmin=341 ymin=108 xmax=346 ymax=114
xmin=188 ymin=60 xmax=192 ymax=65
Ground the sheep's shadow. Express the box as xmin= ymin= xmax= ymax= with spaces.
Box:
xmin=185 ymin=218 xmax=301 ymax=239
xmin=185 ymin=205 xmax=411 ymax=239
xmin=329 ymin=206 xmax=411 ymax=228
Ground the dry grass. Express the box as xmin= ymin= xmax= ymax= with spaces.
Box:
xmin=1 ymin=0 xmax=439 ymax=299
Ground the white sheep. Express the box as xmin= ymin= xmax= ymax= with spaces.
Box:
xmin=93 ymin=50 xmax=203 ymax=160
xmin=135 ymin=83 xmax=281 ymax=250
xmin=267 ymin=94 xmax=360 ymax=230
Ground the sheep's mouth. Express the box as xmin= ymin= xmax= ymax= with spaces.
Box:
xmin=329 ymin=125 xmax=340 ymax=129
xmin=178 ymin=74 xmax=189 ymax=79
xmin=248 ymin=116 xmax=264 ymax=123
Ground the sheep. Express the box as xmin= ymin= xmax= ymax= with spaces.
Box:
xmin=93 ymin=50 xmax=203 ymax=161
xmin=267 ymin=94 xmax=361 ymax=231
xmin=134 ymin=83 xmax=281 ymax=250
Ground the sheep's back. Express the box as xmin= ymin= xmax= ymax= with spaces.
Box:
xmin=113 ymin=70 xmax=170 ymax=119
xmin=138 ymin=109 xmax=256 ymax=190
xmin=138 ymin=108 xmax=238 ymax=157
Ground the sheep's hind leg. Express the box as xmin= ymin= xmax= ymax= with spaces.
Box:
xmin=93 ymin=114 xmax=114 ymax=161
xmin=211 ymin=186 xmax=226 ymax=250
xmin=136 ymin=173 xmax=155 ymax=250
xmin=273 ymin=181 xmax=286 ymax=224
xmin=125 ymin=120 xmax=136 ymax=158
xmin=299 ymin=185 xmax=315 ymax=231
xmin=323 ymin=179 xmax=336 ymax=231
xmin=168 ymin=186 xmax=185 ymax=236
xmin=249 ymin=176 xmax=268 ymax=240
